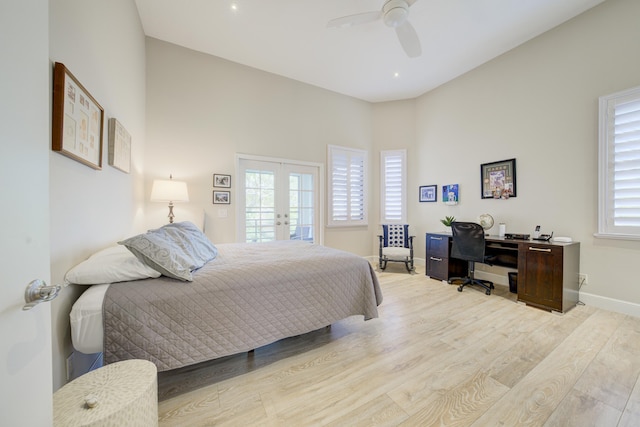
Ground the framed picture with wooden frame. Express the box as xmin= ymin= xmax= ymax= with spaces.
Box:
xmin=52 ymin=62 xmax=104 ymax=170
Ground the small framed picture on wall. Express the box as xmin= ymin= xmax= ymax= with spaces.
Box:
xmin=213 ymin=174 xmax=231 ymax=188
xmin=213 ymin=191 xmax=230 ymax=204
xmin=419 ymin=185 xmax=437 ymax=202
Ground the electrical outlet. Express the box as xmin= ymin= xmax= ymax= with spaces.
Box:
xmin=579 ymin=273 xmax=588 ymax=286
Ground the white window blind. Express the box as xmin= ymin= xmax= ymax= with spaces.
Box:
xmin=327 ymin=145 xmax=368 ymax=227
xmin=381 ymin=149 xmax=407 ymax=223
xmin=597 ymin=85 xmax=640 ymax=240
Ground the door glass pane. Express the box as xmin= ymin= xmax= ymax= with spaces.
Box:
xmin=245 ymin=169 xmax=276 ymax=243
xmin=289 ymin=171 xmax=315 ymax=242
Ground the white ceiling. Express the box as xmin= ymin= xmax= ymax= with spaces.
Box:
xmin=134 ymin=0 xmax=606 ymax=103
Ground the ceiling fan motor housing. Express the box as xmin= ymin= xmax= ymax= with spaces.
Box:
xmin=383 ymin=0 xmax=409 ymax=27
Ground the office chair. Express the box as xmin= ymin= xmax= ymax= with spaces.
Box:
xmin=448 ymin=222 xmax=495 ymax=295
xmin=378 ymin=224 xmax=415 ymax=273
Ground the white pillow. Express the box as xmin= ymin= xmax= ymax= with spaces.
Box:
xmin=64 ymin=245 xmax=161 ymax=285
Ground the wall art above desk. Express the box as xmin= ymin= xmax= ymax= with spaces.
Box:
xmin=481 ymin=158 xmax=516 ymax=199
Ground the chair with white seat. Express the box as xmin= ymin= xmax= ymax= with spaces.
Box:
xmin=378 ymin=224 xmax=415 ymax=273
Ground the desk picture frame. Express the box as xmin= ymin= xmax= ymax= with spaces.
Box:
xmin=481 ymin=158 xmax=517 ymax=199
xmin=419 ymin=185 xmax=437 ymax=202
xmin=52 ymin=62 xmax=104 ymax=170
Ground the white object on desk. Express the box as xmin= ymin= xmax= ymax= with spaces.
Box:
xmin=499 ymin=223 xmax=506 ymax=237
xmin=53 ymin=359 xmax=158 ymax=426
xmin=553 ymin=236 xmax=573 ymax=243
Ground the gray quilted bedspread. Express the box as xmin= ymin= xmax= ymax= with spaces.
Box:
xmin=103 ymin=241 xmax=382 ymax=371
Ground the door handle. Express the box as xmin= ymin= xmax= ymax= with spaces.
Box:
xmin=23 ymin=279 xmax=61 ymax=311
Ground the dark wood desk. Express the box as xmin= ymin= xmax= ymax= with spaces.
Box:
xmin=425 ymin=232 xmax=580 ymax=313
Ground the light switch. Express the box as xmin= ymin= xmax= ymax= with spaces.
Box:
xmin=218 ymin=208 xmax=228 ymax=218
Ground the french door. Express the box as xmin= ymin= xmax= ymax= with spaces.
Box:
xmin=238 ymin=156 xmax=321 ymax=244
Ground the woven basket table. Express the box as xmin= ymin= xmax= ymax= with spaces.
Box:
xmin=53 ymin=359 xmax=157 ymax=426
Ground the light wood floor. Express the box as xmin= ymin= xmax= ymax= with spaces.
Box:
xmin=157 ymin=265 xmax=640 ymax=426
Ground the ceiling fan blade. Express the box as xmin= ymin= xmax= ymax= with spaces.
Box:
xmin=327 ymin=11 xmax=382 ymax=29
xmin=406 ymin=0 xmax=418 ymax=7
xmin=395 ymin=20 xmax=422 ymax=57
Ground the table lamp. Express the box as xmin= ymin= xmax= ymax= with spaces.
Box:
xmin=150 ymin=175 xmax=189 ymax=223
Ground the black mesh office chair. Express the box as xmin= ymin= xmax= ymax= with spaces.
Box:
xmin=448 ymin=222 xmax=495 ymax=295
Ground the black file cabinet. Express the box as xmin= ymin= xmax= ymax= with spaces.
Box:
xmin=425 ymin=233 xmax=466 ymax=281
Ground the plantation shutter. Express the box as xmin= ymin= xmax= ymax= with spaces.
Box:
xmin=598 ymin=86 xmax=640 ymax=239
xmin=381 ymin=150 xmax=407 ymax=223
xmin=328 ymin=145 xmax=368 ymax=226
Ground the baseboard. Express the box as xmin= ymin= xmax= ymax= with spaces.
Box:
xmin=578 ymin=292 xmax=640 ymax=318
xmin=480 ymin=271 xmax=640 ymax=318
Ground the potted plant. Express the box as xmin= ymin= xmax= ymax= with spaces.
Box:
xmin=440 ymin=216 xmax=456 ymax=227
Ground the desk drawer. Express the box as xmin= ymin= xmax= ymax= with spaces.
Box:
xmin=426 ymin=234 xmax=448 ymax=257
xmin=427 ymin=255 xmax=449 ymax=281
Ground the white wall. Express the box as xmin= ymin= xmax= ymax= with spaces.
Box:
xmin=409 ymin=0 xmax=640 ymax=311
xmin=49 ymin=0 xmax=146 ymax=390
xmin=371 ymin=99 xmax=416 ymax=253
xmin=144 ymin=38 xmax=375 ymax=255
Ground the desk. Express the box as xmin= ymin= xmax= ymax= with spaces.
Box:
xmin=425 ymin=232 xmax=580 ymax=313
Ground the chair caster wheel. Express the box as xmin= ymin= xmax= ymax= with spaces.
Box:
xmin=486 ymin=290 xmax=491 ymax=295
xmin=457 ymin=286 xmax=463 ymax=292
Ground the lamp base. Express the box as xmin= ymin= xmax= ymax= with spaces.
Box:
xmin=168 ymin=201 xmax=175 ymax=223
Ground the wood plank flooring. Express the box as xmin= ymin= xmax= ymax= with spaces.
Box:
xmin=156 ymin=265 xmax=640 ymax=426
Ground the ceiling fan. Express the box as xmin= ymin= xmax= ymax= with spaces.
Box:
xmin=327 ymin=0 xmax=422 ymax=58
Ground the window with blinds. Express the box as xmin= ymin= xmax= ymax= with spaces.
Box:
xmin=327 ymin=145 xmax=368 ymax=227
xmin=598 ymin=85 xmax=640 ymax=240
xmin=381 ymin=149 xmax=407 ymax=224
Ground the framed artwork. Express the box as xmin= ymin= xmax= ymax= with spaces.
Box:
xmin=52 ymin=62 xmax=104 ymax=170
xmin=419 ymin=185 xmax=437 ymax=202
xmin=213 ymin=174 xmax=231 ymax=188
xmin=107 ymin=118 xmax=131 ymax=173
xmin=481 ymin=158 xmax=517 ymax=199
xmin=443 ymin=184 xmax=459 ymax=205
xmin=213 ymin=191 xmax=230 ymax=204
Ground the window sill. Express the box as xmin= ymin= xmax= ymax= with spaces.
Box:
xmin=594 ymin=233 xmax=640 ymax=241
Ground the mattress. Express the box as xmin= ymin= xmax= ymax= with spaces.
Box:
xmin=70 ymin=284 xmax=109 ymax=354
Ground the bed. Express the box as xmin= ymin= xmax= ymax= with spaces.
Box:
xmin=68 ymin=222 xmax=382 ymax=372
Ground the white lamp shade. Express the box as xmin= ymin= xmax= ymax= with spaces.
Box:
xmin=150 ymin=179 xmax=189 ymax=202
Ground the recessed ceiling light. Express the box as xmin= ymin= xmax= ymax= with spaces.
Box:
xmin=230 ymin=3 xmax=238 ymax=12
xmin=393 ymin=72 xmax=400 ymax=78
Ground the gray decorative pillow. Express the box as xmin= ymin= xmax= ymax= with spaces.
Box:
xmin=119 ymin=221 xmax=218 ymax=281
